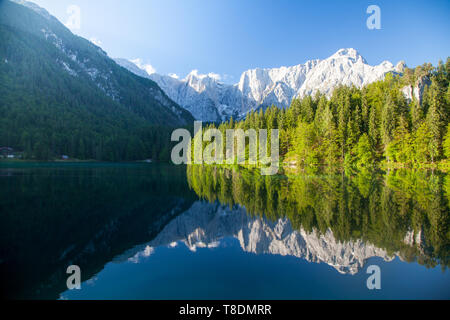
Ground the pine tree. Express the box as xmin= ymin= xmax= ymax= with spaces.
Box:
xmin=368 ymin=104 xmax=379 ymax=149
xmin=443 ymin=124 xmax=450 ymax=159
xmin=414 ymin=122 xmax=433 ymax=163
xmin=381 ymin=95 xmax=397 ymax=162
xmin=426 ymin=79 xmax=447 ymax=162
xmin=355 ymin=134 xmax=374 ymax=167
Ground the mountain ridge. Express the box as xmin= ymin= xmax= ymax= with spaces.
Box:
xmin=2 ymin=0 xmax=194 ymax=127
xmin=116 ymin=48 xmax=404 ymax=121
xmin=0 ymin=0 xmax=194 ymax=161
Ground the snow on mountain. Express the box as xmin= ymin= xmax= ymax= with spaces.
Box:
xmin=13 ymin=1 xmax=402 ymax=123
xmin=237 ymin=58 xmax=321 ymax=111
xmin=297 ymin=48 xmax=396 ymax=97
xmin=113 ymin=58 xmax=151 ymax=79
xmin=115 ymin=59 xmax=246 ymax=121
xmin=116 ymin=49 xmax=401 ymax=122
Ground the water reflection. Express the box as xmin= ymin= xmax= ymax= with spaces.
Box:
xmin=134 ymin=201 xmax=393 ymax=275
xmin=0 ymin=163 xmax=197 ymax=299
xmin=186 ymin=165 xmax=449 ymax=271
xmin=0 ymin=163 xmax=448 ymax=300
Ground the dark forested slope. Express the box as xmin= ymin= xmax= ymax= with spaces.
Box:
xmin=0 ymin=0 xmax=194 ymax=160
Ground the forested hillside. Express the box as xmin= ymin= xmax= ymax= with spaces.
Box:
xmin=0 ymin=0 xmax=194 ymax=161
xmin=209 ymin=60 xmax=450 ymax=169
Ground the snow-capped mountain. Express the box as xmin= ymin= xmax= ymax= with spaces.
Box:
xmin=116 ymin=48 xmax=404 ymax=122
xmin=115 ymin=58 xmax=251 ymax=122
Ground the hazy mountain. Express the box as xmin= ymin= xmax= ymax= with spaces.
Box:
xmin=117 ymin=48 xmax=404 ymax=121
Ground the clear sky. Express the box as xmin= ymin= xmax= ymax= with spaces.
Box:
xmin=30 ymin=0 xmax=450 ymax=83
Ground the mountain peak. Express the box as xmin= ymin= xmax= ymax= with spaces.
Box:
xmin=10 ymin=0 xmax=53 ymax=21
xmin=334 ymin=48 xmax=360 ymax=56
xmin=185 ymin=69 xmax=222 ymax=83
xmin=331 ymin=48 xmax=366 ymax=63
xmin=117 ymin=48 xmax=396 ymax=122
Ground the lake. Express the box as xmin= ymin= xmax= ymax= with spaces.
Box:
xmin=0 ymin=162 xmax=449 ymax=300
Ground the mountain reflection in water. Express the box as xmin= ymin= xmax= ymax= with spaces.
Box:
xmin=125 ymin=201 xmax=393 ymax=275
xmin=185 ymin=165 xmax=448 ymax=271
xmin=0 ymin=163 xmax=448 ymax=299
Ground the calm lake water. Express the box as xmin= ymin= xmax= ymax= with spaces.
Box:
xmin=0 ymin=162 xmax=449 ymax=300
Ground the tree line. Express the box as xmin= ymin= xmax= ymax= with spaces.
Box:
xmin=207 ymin=59 xmax=450 ymax=169
xmin=187 ymin=165 xmax=449 ymax=271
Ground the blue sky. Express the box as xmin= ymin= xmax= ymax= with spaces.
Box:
xmin=31 ymin=0 xmax=450 ymax=83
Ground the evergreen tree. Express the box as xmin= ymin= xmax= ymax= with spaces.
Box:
xmin=444 ymin=124 xmax=450 ymax=159
xmin=381 ymin=95 xmax=397 ymax=162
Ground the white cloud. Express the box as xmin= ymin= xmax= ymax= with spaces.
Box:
xmin=186 ymin=69 xmax=222 ymax=81
xmin=168 ymin=73 xmax=179 ymax=79
xmin=89 ymin=37 xmax=102 ymax=47
xmin=130 ymin=58 xmax=156 ymax=75
xmin=207 ymin=72 xmax=221 ymax=81
xmin=188 ymin=69 xmax=200 ymax=77
xmin=65 ymin=5 xmax=81 ymax=30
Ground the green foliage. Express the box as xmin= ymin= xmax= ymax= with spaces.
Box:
xmin=188 ymin=165 xmax=449 ymax=270
xmin=211 ymin=59 xmax=449 ymax=169
xmin=1 ymin=1 xmax=448 ymax=165
xmin=355 ymin=134 xmax=374 ymax=168
xmin=414 ymin=122 xmax=434 ymax=163
xmin=444 ymin=124 xmax=450 ymax=159
xmin=0 ymin=1 xmax=194 ymax=161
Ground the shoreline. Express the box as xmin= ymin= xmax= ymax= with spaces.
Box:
xmin=1 ymin=159 xmax=448 ymax=174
